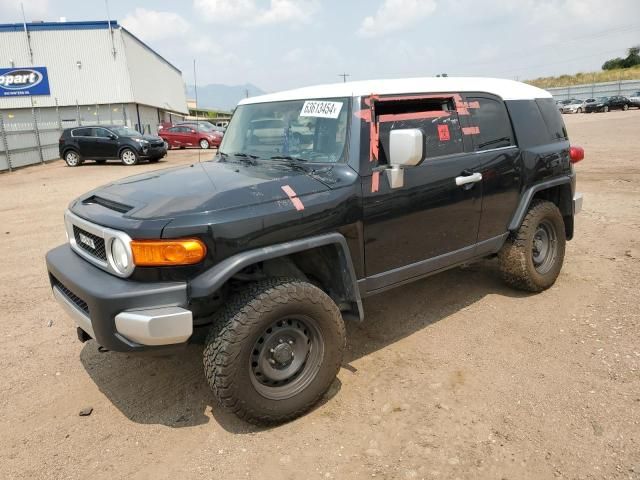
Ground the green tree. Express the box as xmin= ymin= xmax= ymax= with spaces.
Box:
xmin=602 ymin=46 xmax=640 ymax=70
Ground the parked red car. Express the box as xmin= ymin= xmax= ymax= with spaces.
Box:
xmin=159 ymin=125 xmax=222 ymax=149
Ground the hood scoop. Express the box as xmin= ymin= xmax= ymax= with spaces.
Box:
xmin=82 ymin=195 xmax=133 ymax=214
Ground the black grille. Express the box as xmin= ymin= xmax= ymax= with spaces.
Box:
xmin=51 ymin=276 xmax=89 ymax=315
xmin=73 ymin=225 xmax=107 ymax=261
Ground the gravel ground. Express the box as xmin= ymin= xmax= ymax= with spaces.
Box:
xmin=1 ymin=111 xmax=639 ymax=480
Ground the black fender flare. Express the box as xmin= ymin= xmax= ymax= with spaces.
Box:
xmin=189 ymin=232 xmax=364 ymax=321
xmin=508 ymin=175 xmax=573 ymax=232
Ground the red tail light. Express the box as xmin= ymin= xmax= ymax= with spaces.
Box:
xmin=569 ymin=145 xmax=584 ymax=164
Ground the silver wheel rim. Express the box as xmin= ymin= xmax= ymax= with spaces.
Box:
xmin=66 ymin=152 xmax=79 ymax=166
xmin=121 ymin=150 xmax=136 ymax=165
xmin=200 ymin=139 xmax=209 ymax=149
xmin=164 ymin=141 xmax=169 ymax=150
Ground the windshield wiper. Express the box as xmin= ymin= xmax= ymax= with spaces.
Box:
xmin=478 ymin=137 xmax=512 ymax=149
xmin=270 ymin=155 xmax=307 ymax=162
xmin=219 ymin=151 xmax=259 ymax=165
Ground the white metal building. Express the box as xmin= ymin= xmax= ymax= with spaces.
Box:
xmin=0 ymin=20 xmax=188 ymax=136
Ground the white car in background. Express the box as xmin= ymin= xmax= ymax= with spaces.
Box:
xmin=628 ymin=91 xmax=640 ymax=108
xmin=560 ymin=99 xmax=586 ymax=114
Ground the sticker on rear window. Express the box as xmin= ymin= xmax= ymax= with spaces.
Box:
xmin=300 ymin=101 xmax=343 ymax=119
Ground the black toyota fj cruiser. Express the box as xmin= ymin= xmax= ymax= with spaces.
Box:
xmin=46 ymin=77 xmax=584 ymax=424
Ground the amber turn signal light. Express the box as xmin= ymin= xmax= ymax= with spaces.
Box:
xmin=131 ymin=239 xmax=207 ymax=266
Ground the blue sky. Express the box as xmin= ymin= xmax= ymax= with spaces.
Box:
xmin=3 ymin=0 xmax=640 ymax=92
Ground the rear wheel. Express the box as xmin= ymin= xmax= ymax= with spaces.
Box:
xmin=498 ymin=200 xmax=566 ymax=292
xmin=199 ymin=139 xmax=210 ymax=149
xmin=203 ymin=278 xmax=345 ymax=425
xmin=577 ymin=107 xmax=582 ymax=113
xmin=64 ymin=150 xmax=81 ymax=167
xmin=120 ymin=148 xmax=138 ymax=166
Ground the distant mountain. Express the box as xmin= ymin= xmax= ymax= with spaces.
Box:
xmin=185 ymin=83 xmax=266 ymax=111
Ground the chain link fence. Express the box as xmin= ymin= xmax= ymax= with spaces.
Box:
xmin=547 ymin=79 xmax=640 ymax=101
xmin=0 ymin=102 xmax=128 ymax=172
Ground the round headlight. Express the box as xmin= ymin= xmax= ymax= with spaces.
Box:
xmin=111 ymin=237 xmax=130 ymax=273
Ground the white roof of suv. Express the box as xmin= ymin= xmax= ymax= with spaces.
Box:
xmin=240 ymin=77 xmax=551 ymax=105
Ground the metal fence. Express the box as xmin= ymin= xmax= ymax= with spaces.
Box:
xmin=547 ymin=79 xmax=640 ymax=101
xmin=0 ymin=102 xmax=127 ymax=172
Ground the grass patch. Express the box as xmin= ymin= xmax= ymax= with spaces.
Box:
xmin=526 ymin=66 xmax=640 ymax=89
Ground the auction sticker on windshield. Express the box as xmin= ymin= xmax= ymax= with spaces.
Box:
xmin=300 ymin=100 xmax=343 ymax=119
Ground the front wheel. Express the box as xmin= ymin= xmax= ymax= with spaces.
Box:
xmin=498 ymin=200 xmax=566 ymax=292
xmin=577 ymin=107 xmax=582 ymax=113
xmin=623 ymin=104 xmax=629 ymax=111
xmin=203 ymin=278 xmax=346 ymax=425
xmin=603 ymin=105 xmax=609 ymax=112
xmin=120 ymin=148 xmax=139 ymax=166
xmin=199 ymin=139 xmax=210 ymax=149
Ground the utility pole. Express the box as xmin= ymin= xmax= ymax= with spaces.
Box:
xmin=338 ymin=73 xmax=350 ymax=83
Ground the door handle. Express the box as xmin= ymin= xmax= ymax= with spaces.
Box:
xmin=455 ymin=172 xmax=482 ymax=186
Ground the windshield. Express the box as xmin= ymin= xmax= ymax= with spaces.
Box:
xmin=596 ymin=97 xmax=609 ymax=102
xmin=569 ymin=99 xmax=582 ymax=104
xmin=560 ymin=100 xmax=573 ymax=105
xmin=112 ymin=126 xmax=142 ymax=137
xmin=220 ymin=97 xmax=350 ymax=163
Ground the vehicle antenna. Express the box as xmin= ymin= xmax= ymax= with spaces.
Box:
xmin=338 ymin=73 xmax=350 ymax=83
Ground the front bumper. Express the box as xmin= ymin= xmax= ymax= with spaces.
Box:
xmin=46 ymin=244 xmax=192 ymax=352
xmin=140 ymin=145 xmax=167 ymax=158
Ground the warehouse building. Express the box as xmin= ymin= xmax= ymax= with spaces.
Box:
xmin=0 ymin=20 xmax=188 ymax=170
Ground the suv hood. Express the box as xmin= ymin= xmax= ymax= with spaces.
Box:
xmin=71 ymin=160 xmax=333 ymax=222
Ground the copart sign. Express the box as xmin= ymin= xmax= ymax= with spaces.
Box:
xmin=0 ymin=67 xmax=50 ymax=96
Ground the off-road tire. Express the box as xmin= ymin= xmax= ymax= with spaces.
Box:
xmin=203 ymin=278 xmax=345 ymax=425
xmin=498 ymin=200 xmax=566 ymax=292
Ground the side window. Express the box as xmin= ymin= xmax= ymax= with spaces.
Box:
xmin=465 ymin=97 xmax=515 ymax=151
xmin=94 ymin=128 xmax=111 ymax=138
xmin=167 ymin=127 xmax=180 ymax=133
xmin=535 ymin=98 xmax=568 ymax=141
xmin=376 ymin=97 xmax=464 ymax=163
xmin=72 ymin=128 xmax=91 ymax=137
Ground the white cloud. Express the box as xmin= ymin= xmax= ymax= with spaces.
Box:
xmin=358 ymin=0 xmax=437 ymax=37
xmin=121 ymin=8 xmax=190 ymax=42
xmin=1 ymin=0 xmax=49 ymax=21
xmin=194 ymin=0 xmax=317 ymax=26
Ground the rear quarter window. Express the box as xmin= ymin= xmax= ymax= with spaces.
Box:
xmin=535 ymin=98 xmax=568 ymax=141
xmin=505 ymin=100 xmax=554 ymax=147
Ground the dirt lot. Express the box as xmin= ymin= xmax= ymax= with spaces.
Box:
xmin=1 ymin=111 xmax=639 ymax=480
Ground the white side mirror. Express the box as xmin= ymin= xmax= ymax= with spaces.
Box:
xmin=386 ymin=129 xmax=424 ymax=188
xmin=389 ymin=129 xmax=423 ymax=167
